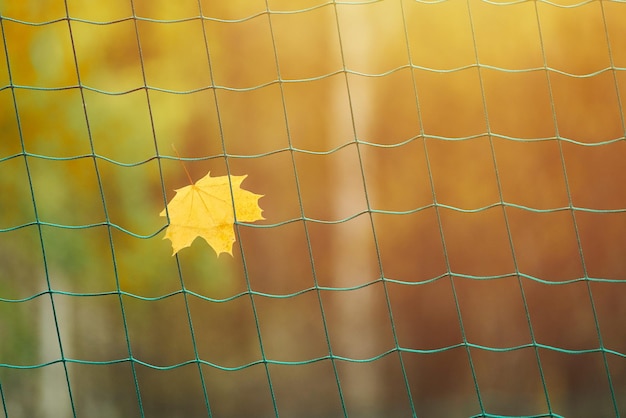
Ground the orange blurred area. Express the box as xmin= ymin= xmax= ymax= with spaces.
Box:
xmin=1 ymin=1 xmax=626 ymax=417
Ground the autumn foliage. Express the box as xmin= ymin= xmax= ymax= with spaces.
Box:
xmin=1 ymin=1 xmax=626 ymax=417
xmin=161 ymin=172 xmax=264 ymax=256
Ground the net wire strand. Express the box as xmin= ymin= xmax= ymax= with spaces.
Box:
xmin=0 ymin=0 xmax=625 ymax=417
xmin=530 ymin=0 xmax=620 ymax=414
xmin=0 ymin=9 xmax=80 ymax=418
xmin=328 ymin=1 xmax=418 ymax=414
xmin=62 ymin=0 xmax=145 ymax=415
xmin=404 ymin=0 xmax=489 ymax=412
xmin=466 ymin=0 xmax=552 ymax=413
xmin=209 ymin=6 xmax=282 ymax=417
xmin=262 ymin=0 xmax=351 ymax=415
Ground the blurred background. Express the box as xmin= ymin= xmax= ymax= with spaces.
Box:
xmin=1 ymin=0 xmax=625 ymax=417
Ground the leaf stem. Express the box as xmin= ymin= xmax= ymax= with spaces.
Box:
xmin=172 ymin=144 xmax=194 ymax=185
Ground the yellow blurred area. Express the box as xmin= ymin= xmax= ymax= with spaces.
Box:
xmin=1 ymin=0 xmax=626 ymax=417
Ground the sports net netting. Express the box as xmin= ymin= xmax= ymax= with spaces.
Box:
xmin=1 ymin=1 xmax=625 ymax=417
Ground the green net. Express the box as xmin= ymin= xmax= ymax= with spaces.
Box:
xmin=1 ymin=1 xmax=626 ymax=417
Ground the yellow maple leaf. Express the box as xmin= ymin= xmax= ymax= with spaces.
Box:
xmin=160 ymin=172 xmax=264 ymax=256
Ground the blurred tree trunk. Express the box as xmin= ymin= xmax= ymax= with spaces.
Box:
xmin=329 ymin=7 xmax=384 ymax=413
xmin=38 ymin=276 xmax=72 ymax=418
